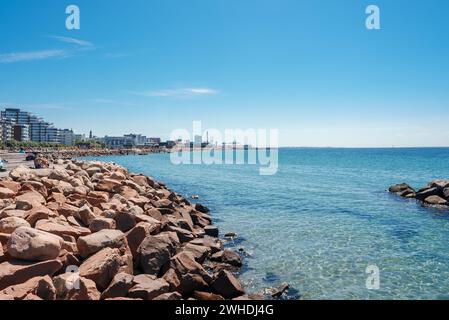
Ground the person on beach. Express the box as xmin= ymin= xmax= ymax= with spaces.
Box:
xmin=34 ymin=154 xmax=49 ymax=169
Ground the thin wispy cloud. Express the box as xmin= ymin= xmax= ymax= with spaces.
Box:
xmin=88 ymin=98 xmax=142 ymax=107
xmin=0 ymin=36 xmax=95 ymax=64
xmin=48 ymin=36 xmax=94 ymax=47
xmin=132 ymin=87 xmax=220 ymax=98
xmin=105 ymin=53 xmax=131 ymax=59
xmin=0 ymin=102 xmax=72 ymax=110
xmin=0 ymin=50 xmax=68 ymax=63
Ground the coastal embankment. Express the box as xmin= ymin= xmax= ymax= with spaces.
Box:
xmin=0 ymin=155 xmax=257 ymax=300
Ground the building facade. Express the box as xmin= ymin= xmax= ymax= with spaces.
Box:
xmin=0 ymin=107 xmax=78 ymax=145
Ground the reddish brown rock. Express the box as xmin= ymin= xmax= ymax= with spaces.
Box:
xmin=57 ymin=203 xmax=79 ymax=218
xmin=184 ymin=243 xmax=210 ymax=264
xmin=19 ymin=181 xmax=48 ymax=198
xmin=7 ymin=227 xmax=63 ymax=261
xmin=86 ymin=191 xmax=110 ymax=207
xmin=53 ymin=273 xmax=101 ymax=300
xmin=0 ymin=243 xmax=6 ymax=263
xmin=114 ymin=211 xmax=137 ymax=232
xmin=131 ymin=175 xmax=150 ymax=188
xmin=193 ymin=290 xmax=225 ymax=300
xmin=162 ymin=268 xmax=181 ymax=292
xmin=169 ymin=251 xmax=212 ymax=294
xmin=211 ymin=250 xmax=243 ymax=267
xmin=0 ymin=209 xmax=27 ymax=220
xmin=48 ymin=193 xmax=66 ymax=205
xmin=0 ymin=217 xmax=31 ymax=234
xmin=0 ymin=275 xmax=56 ymax=300
xmin=89 ymin=217 xmax=116 ymax=233
xmin=0 ymin=187 xmax=15 ymax=199
xmin=153 ymin=292 xmax=183 ymax=300
xmin=0 ymin=259 xmax=62 ymax=290
xmin=0 ymin=181 xmax=21 ymax=194
xmin=36 ymin=221 xmax=91 ymax=238
xmin=138 ymin=232 xmax=180 ymax=275
xmin=120 ymin=186 xmax=139 ymax=200
xmin=79 ymin=247 xmax=123 ymax=291
xmin=77 ymin=229 xmax=127 ymax=258
xmin=126 ymin=222 xmax=159 ymax=260
xmin=15 ymin=191 xmax=46 ymax=210
xmin=96 ymin=179 xmax=122 ymax=193
xmin=212 ymin=270 xmax=244 ymax=298
xmin=128 ymin=277 xmax=170 ymax=300
xmin=166 ymin=225 xmax=195 ymax=243
xmin=100 ymin=272 xmax=134 ymax=300
xmin=26 ymin=206 xmax=58 ymax=227
xmin=190 ymin=236 xmax=223 ymax=254
xmin=78 ymin=205 xmax=96 ymax=226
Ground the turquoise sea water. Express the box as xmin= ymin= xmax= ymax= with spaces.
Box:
xmin=83 ymin=148 xmax=449 ymax=299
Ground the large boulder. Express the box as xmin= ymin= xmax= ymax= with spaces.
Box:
xmin=128 ymin=276 xmax=170 ymax=300
xmin=126 ymin=222 xmax=160 ymax=260
xmin=25 ymin=206 xmax=59 ymax=227
xmin=153 ymin=292 xmax=183 ymax=300
xmin=0 ymin=275 xmax=56 ymax=300
xmin=53 ymin=273 xmax=100 ymax=300
xmin=0 ymin=187 xmax=15 ymax=199
xmin=7 ymin=227 xmax=63 ymax=261
xmin=79 ymin=247 xmax=124 ymax=291
xmin=212 ymin=270 xmax=245 ymax=298
xmin=76 ymin=229 xmax=127 ymax=258
xmin=183 ymin=243 xmax=210 ymax=264
xmin=190 ymin=236 xmax=223 ymax=254
xmin=9 ymin=166 xmax=34 ymax=182
xmin=89 ymin=217 xmax=116 ymax=233
xmin=211 ymin=249 xmax=242 ymax=267
xmin=86 ymin=191 xmax=109 ymax=207
xmin=195 ymin=203 xmax=210 ymax=213
xmin=0 ymin=259 xmax=62 ymax=290
xmin=424 ymin=195 xmax=447 ymax=206
xmin=15 ymin=191 xmax=46 ymax=210
xmin=388 ymin=183 xmax=413 ymax=194
xmin=36 ymin=221 xmax=91 ymax=238
xmin=48 ymin=168 xmax=70 ymax=181
xmin=169 ymin=251 xmax=212 ymax=294
xmin=100 ymin=272 xmax=134 ymax=300
xmin=96 ymin=179 xmax=122 ymax=193
xmin=114 ymin=211 xmax=137 ymax=232
xmin=78 ymin=205 xmax=97 ymax=226
xmin=0 ymin=181 xmax=21 ymax=194
xmin=166 ymin=225 xmax=195 ymax=243
xmin=204 ymin=226 xmax=219 ymax=238
xmin=138 ymin=232 xmax=179 ymax=275
xmin=0 ymin=217 xmax=31 ymax=234
xmin=415 ymin=187 xmax=441 ymax=201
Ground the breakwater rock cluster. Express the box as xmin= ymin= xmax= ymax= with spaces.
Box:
xmin=0 ymin=159 xmax=251 ymax=300
xmin=33 ymin=148 xmax=166 ymax=161
xmin=389 ymin=179 xmax=449 ymax=207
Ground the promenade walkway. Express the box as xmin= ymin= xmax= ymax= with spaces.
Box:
xmin=0 ymin=152 xmax=34 ymax=178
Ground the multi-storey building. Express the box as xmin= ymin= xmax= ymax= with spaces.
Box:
xmin=0 ymin=107 xmax=78 ymax=145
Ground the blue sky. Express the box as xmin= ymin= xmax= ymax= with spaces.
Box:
xmin=0 ymin=0 xmax=448 ymax=147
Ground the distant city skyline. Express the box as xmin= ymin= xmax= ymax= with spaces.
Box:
xmin=1 ymin=0 xmax=448 ymax=147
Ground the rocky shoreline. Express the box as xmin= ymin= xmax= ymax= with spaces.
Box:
xmin=11 ymin=147 xmax=167 ymax=161
xmin=389 ymin=179 xmax=449 ymax=207
xmin=0 ymin=157 xmax=258 ymax=300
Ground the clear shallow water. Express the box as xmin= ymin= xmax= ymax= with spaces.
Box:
xmin=83 ymin=148 xmax=449 ymax=300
